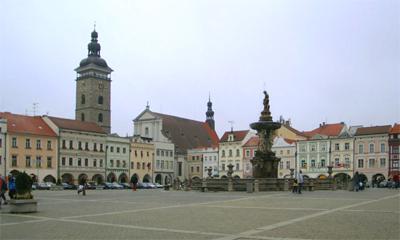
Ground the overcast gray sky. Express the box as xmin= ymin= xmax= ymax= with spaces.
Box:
xmin=0 ymin=0 xmax=399 ymax=137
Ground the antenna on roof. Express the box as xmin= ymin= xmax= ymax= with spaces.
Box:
xmin=228 ymin=121 xmax=234 ymax=132
xmin=146 ymin=101 xmax=150 ymax=110
xmin=33 ymin=103 xmax=39 ymax=116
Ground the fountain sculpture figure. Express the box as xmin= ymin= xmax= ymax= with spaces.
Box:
xmin=250 ymin=91 xmax=281 ymax=178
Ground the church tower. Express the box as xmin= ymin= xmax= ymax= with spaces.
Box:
xmin=205 ymin=95 xmax=215 ymax=131
xmin=75 ymin=28 xmax=113 ymax=133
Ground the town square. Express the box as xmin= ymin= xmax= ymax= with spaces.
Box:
xmin=0 ymin=0 xmax=399 ymax=239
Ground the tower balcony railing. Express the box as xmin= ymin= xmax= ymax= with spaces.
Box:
xmin=77 ymin=72 xmax=111 ymax=81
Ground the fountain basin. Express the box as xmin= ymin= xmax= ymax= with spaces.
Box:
xmin=250 ymin=121 xmax=281 ymax=131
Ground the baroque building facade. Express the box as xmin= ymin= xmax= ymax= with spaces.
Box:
xmin=130 ymin=136 xmax=154 ymax=183
xmin=272 ymin=137 xmax=296 ymax=178
xmin=354 ymin=125 xmax=391 ymax=183
xmin=106 ymin=134 xmax=130 ymax=183
xmin=389 ymin=124 xmax=400 ymax=177
xmin=44 ymin=116 xmax=107 ymax=184
xmin=1 ymin=112 xmax=58 ymax=183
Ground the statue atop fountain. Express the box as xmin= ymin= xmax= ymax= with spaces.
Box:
xmin=250 ymin=91 xmax=281 ymax=178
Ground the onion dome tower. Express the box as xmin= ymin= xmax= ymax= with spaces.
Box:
xmin=205 ymin=95 xmax=215 ymax=131
xmin=75 ymin=28 xmax=113 ymax=134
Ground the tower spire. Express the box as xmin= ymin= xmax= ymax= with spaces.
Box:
xmin=206 ymin=94 xmax=215 ymax=131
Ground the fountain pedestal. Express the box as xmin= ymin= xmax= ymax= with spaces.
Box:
xmin=250 ymin=91 xmax=281 ymax=178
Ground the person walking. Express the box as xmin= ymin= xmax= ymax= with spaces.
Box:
xmin=353 ymin=171 xmax=360 ymax=192
xmin=0 ymin=174 xmax=8 ymax=208
xmin=297 ymin=170 xmax=304 ymax=194
xmin=8 ymin=175 xmax=16 ymax=199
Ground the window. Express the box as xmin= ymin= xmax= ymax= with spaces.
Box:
xmin=47 ymin=157 xmax=52 ymax=168
xmin=69 ymin=158 xmax=73 ymax=166
xmin=335 ymin=158 xmax=340 ymax=167
xmin=131 ymin=162 xmax=134 ymax=169
xmin=156 ymin=160 xmax=160 ymax=169
xmin=145 ymin=127 xmax=149 ymax=136
xmin=380 ymin=158 xmax=386 ymax=167
xmin=116 ymin=160 xmax=120 ymax=167
xmin=178 ymin=162 xmax=182 ymax=176
xmin=93 ymin=143 xmax=97 ymax=151
xmin=197 ymin=166 xmax=200 ymax=172
xmin=81 ymin=94 xmax=86 ymax=104
xmin=286 ymin=161 xmax=290 ymax=169
xmin=12 ymin=137 xmax=17 ymax=148
xmin=161 ymin=150 xmax=164 ymax=157
xmin=134 ymin=150 xmax=138 ymax=157
xmin=196 ymin=156 xmax=199 ymax=161
xmin=36 ymin=156 xmax=41 ymax=168
xmin=311 ymin=145 xmax=316 ymax=152
xmin=98 ymin=96 xmax=103 ymax=105
xmin=26 ymin=156 xmax=31 ymax=167
xmin=98 ymin=113 xmax=103 ymax=123
xmin=137 ymin=162 xmax=140 ymax=169
xmin=368 ymin=158 xmax=375 ymax=168
xmin=161 ymin=160 xmax=164 ymax=169
xmin=380 ymin=143 xmax=385 ymax=153
xmin=345 ymin=158 xmax=350 ymax=168
xmin=191 ymin=166 xmax=194 ymax=173
xmin=62 ymin=157 xmax=66 ymax=166
xmin=222 ymin=164 xmax=225 ymax=171
xmin=69 ymin=140 xmax=73 ymax=149
xmin=287 ymin=150 xmax=290 ymax=154
xmin=62 ymin=140 xmax=66 ymax=149
xmin=142 ymin=162 xmax=145 ymax=169
xmin=280 ymin=150 xmax=283 ymax=155
xmin=26 ymin=139 xmax=31 ymax=149
xmin=78 ymin=141 xmax=82 ymax=150
xmin=345 ymin=143 xmax=350 ymax=150
xmin=117 ymin=147 xmax=120 ymax=153
xmin=335 ymin=143 xmax=339 ymax=151
xmin=236 ymin=149 xmax=240 ymax=157
xmin=123 ymin=161 xmax=126 ymax=168
xmin=36 ymin=139 xmax=41 ymax=149
xmin=147 ymin=151 xmax=149 ymax=157
xmin=12 ymin=155 xmax=17 ymax=167
xmin=311 ymin=159 xmax=316 ymax=168
xmin=85 ymin=142 xmax=89 ymax=151
xmin=321 ymin=159 xmax=326 ymax=168
xmin=359 ymin=144 xmax=364 ymax=154
xmin=205 ymin=156 xmax=208 ymax=161
xmin=369 ymin=144 xmax=374 ymax=153
xmin=222 ymin=150 xmax=225 ymax=157
xmin=110 ymin=160 xmax=114 ymax=167
xmin=100 ymin=144 xmax=104 ymax=152
xmin=78 ymin=158 xmax=82 ymax=167
xmin=279 ymin=162 xmax=283 ymax=169
xmin=0 ymin=138 xmax=2 ymax=148
xmin=85 ymin=158 xmax=88 ymax=167
xmin=141 ymin=151 xmax=143 ymax=158
xmin=100 ymin=159 xmax=103 ymax=167
xmin=81 ymin=113 xmax=85 ymax=121
xmin=93 ymin=159 xmax=97 ymax=167
xmin=123 ymin=148 xmax=126 ymax=154
xmin=301 ymin=160 xmax=306 ymax=168
xmin=229 ymin=149 xmax=232 ymax=157
xmin=47 ymin=140 xmax=52 ymax=150
xmin=358 ymin=159 xmax=364 ymax=168
xmin=236 ymin=163 xmax=240 ymax=170
xmin=300 ymin=145 xmax=306 ymax=152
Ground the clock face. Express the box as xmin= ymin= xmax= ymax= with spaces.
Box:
xmin=99 ymin=84 xmax=104 ymax=89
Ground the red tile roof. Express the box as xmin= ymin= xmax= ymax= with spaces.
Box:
xmin=243 ymin=136 xmax=259 ymax=147
xmin=220 ymin=130 xmax=249 ymax=142
xmin=48 ymin=116 xmax=107 ymax=134
xmin=0 ymin=112 xmax=57 ymax=137
xmin=390 ymin=123 xmax=400 ymax=134
xmin=303 ymin=123 xmax=345 ymax=138
xmin=355 ymin=125 xmax=392 ymax=136
xmin=284 ymin=138 xmax=297 ymax=144
xmin=151 ymin=112 xmax=219 ymax=153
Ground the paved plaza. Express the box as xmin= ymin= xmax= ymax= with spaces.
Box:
xmin=0 ymin=188 xmax=399 ymax=240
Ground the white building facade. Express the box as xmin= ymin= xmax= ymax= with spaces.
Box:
xmin=106 ymin=134 xmax=130 ymax=183
xmin=272 ymin=137 xmax=296 ymax=178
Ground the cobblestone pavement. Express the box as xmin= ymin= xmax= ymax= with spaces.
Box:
xmin=0 ymin=188 xmax=399 ymax=240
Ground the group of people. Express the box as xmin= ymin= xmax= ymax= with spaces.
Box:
xmin=0 ymin=174 xmax=16 ymax=209
xmin=292 ymin=170 xmax=304 ymax=194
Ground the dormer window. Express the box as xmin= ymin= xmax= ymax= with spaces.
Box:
xmin=228 ymin=134 xmax=234 ymax=141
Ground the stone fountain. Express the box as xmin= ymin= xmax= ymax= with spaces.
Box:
xmin=250 ymin=91 xmax=281 ymax=178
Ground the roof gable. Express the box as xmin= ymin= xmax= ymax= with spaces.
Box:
xmin=220 ymin=130 xmax=249 ymax=142
xmin=0 ymin=112 xmax=57 ymax=137
xmin=48 ymin=116 xmax=106 ymax=134
xmin=303 ymin=123 xmax=346 ymax=138
xmin=390 ymin=123 xmax=400 ymax=134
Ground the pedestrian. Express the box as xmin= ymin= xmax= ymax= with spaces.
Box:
xmin=292 ymin=179 xmax=298 ymax=193
xmin=353 ymin=171 xmax=360 ymax=192
xmin=8 ymin=175 xmax=16 ymax=199
xmin=393 ymin=174 xmax=399 ymax=189
xmin=0 ymin=174 xmax=8 ymax=208
xmin=297 ymin=170 xmax=304 ymax=194
xmin=77 ymin=184 xmax=84 ymax=195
